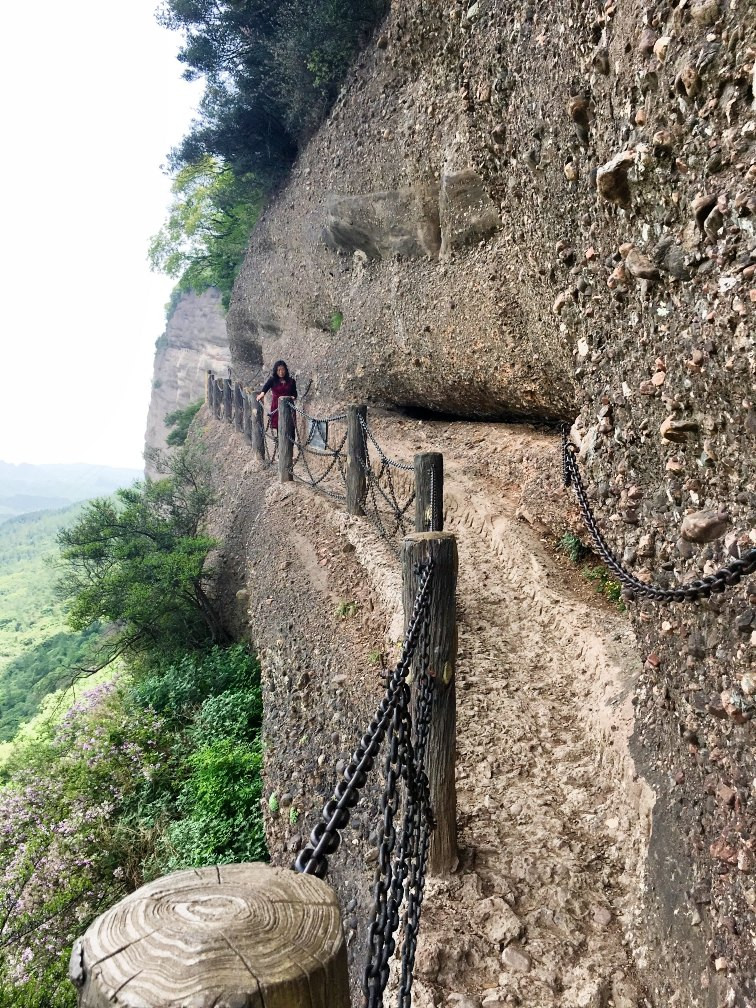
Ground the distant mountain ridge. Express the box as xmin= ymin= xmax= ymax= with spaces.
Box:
xmin=0 ymin=461 xmax=141 ymax=522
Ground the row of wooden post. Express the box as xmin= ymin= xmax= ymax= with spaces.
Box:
xmin=207 ymin=373 xmax=445 ymax=533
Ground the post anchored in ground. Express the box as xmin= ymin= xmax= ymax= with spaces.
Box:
xmin=414 ymin=452 xmax=444 ymax=532
xmin=278 ymin=396 xmax=295 ymax=482
xmin=402 ymin=530 xmax=458 ymax=875
xmin=69 ymin=864 xmax=350 ymax=1007
xmin=346 ymin=404 xmax=367 ymax=515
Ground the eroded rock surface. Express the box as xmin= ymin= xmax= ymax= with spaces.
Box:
xmin=144 ymin=289 xmax=230 ymax=475
xmin=219 ymin=0 xmax=756 ymax=1001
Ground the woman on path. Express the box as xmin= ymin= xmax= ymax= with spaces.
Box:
xmin=256 ymin=360 xmax=297 ymax=431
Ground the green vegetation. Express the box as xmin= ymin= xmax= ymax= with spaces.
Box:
xmin=149 ymin=157 xmax=263 ymax=308
xmin=558 ymin=531 xmax=588 ymax=565
xmin=335 ymin=600 xmax=358 ymax=619
xmin=583 ymin=566 xmax=624 ymax=606
xmin=57 ymin=445 xmax=228 ymax=662
xmin=330 ymin=310 xmax=344 ymax=333
xmin=558 ymin=532 xmax=624 ymax=608
xmin=0 ymin=504 xmax=110 ymax=741
xmin=165 ymin=400 xmax=205 ymax=448
xmin=0 ymin=646 xmax=264 ymax=1001
xmin=0 ymin=445 xmax=267 ymax=1001
xmin=151 ymin=0 xmax=388 ymax=313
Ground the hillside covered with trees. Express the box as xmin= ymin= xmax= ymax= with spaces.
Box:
xmin=0 ymin=445 xmax=265 ymax=1005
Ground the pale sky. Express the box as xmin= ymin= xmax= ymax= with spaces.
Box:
xmin=0 ymin=1 xmax=203 ymax=469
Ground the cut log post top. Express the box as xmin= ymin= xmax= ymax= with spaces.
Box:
xmin=70 ymin=863 xmax=350 ymax=1008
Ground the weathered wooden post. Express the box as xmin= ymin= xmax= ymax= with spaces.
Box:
xmin=402 ymin=531 xmax=458 ymax=875
xmin=346 ymin=404 xmax=367 ymax=516
xmin=414 ymin=452 xmax=444 ymax=532
xmin=253 ymin=400 xmax=266 ymax=461
xmin=234 ymin=382 xmax=245 ymax=433
xmin=69 ymin=863 xmax=350 ymax=1008
xmin=278 ymin=396 xmax=295 ymax=482
xmin=215 ymin=378 xmax=223 ymax=420
xmin=243 ymin=390 xmax=253 ymax=444
xmin=224 ymin=378 xmax=233 ymax=423
xmin=206 ymin=370 xmax=214 ymax=410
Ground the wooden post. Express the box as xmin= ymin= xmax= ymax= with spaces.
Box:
xmin=234 ymin=382 xmax=245 ymax=433
xmin=69 ymin=863 xmax=350 ymax=1008
xmin=402 ymin=531 xmax=458 ymax=875
xmin=224 ymin=378 xmax=233 ymax=423
xmin=414 ymin=452 xmax=444 ymax=532
xmin=278 ymin=396 xmax=295 ymax=482
xmin=243 ymin=390 xmax=253 ymax=444
xmin=253 ymin=400 xmax=266 ymax=461
xmin=346 ymin=404 xmax=367 ymax=516
xmin=206 ymin=370 xmax=214 ymax=410
xmin=215 ymin=379 xmax=223 ymax=420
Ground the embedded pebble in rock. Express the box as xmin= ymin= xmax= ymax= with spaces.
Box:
xmin=623 ymin=248 xmax=660 ymax=282
xmin=660 ymin=415 xmax=700 ymax=443
xmin=680 ymin=510 xmax=730 ymax=544
xmin=500 ymin=945 xmax=531 ymax=973
xmin=596 ymin=152 xmax=635 ymax=208
xmin=446 ymin=995 xmax=482 ymax=1008
xmin=473 ymin=897 xmax=524 ymax=946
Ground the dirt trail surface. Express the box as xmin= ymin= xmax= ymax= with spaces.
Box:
xmin=363 ymin=416 xmax=655 ymax=1008
xmin=201 ymin=410 xmax=655 ymax=1007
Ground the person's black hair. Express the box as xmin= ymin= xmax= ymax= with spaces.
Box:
xmin=269 ymin=360 xmax=290 ymax=382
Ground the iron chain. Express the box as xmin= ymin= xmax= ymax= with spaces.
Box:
xmin=562 ymin=427 xmax=756 ymax=603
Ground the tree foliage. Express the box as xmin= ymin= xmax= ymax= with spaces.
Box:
xmin=57 ymin=446 xmax=227 ymax=661
xmin=0 ymin=646 xmax=265 ymax=1001
xmin=165 ymin=399 xmax=204 ymax=448
xmin=150 ymin=0 xmax=388 ymax=311
xmin=149 ymin=157 xmax=262 ymax=307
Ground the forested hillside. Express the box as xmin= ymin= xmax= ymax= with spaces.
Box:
xmin=0 ymin=446 xmax=266 ymax=1006
xmin=0 ymin=506 xmax=104 ymax=740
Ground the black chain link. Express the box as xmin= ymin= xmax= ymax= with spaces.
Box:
xmin=562 ymin=427 xmax=756 ymax=603
xmin=358 ymin=415 xmax=416 ymax=542
xmin=293 ymin=560 xmax=435 ymax=879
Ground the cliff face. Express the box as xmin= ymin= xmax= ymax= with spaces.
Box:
xmin=218 ymin=0 xmax=755 ymax=1003
xmin=144 ymin=289 xmax=231 ymax=474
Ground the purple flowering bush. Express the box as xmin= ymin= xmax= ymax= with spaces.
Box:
xmin=0 ymin=646 xmax=265 ymax=1005
xmin=0 ymin=682 xmax=169 ymax=1003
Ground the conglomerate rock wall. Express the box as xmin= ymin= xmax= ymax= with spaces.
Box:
xmin=144 ymin=288 xmax=231 ymax=475
xmin=221 ymin=0 xmax=755 ymax=1003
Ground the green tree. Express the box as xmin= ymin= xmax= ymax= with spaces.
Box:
xmin=165 ymin=400 xmax=204 ymax=448
xmin=148 ymin=156 xmax=263 ymax=307
xmin=57 ymin=446 xmax=228 ymax=663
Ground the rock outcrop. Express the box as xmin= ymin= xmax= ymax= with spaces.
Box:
xmin=219 ymin=0 xmax=756 ymax=1003
xmin=143 ymin=289 xmax=231 ymax=475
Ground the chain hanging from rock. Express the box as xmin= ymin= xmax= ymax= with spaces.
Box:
xmin=561 ymin=426 xmax=756 ymax=603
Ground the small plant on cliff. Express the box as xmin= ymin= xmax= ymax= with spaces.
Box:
xmin=165 ymin=399 xmax=204 ymax=448
xmin=329 ymin=310 xmax=343 ymax=333
xmin=335 ymin=600 xmax=358 ymax=619
xmin=288 ymin=806 xmax=299 ymax=826
xmin=558 ymin=531 xmax=588 ymax=564
xmin=583 ymin=566 xmax=624 ymax=608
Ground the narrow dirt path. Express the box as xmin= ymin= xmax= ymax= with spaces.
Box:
xmin=364 ymin=419 xmax=655 ymax=1008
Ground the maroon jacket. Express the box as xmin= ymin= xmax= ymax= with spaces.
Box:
xmin=263 ymin=376 xmax=297 ymax=429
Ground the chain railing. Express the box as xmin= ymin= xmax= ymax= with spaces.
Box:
xmin=562 ymin=427 xmax=756 ymax=603
xmin=288 ymin=403 xmax=349 ymax=502
xmin=357 ymin=415 xmax=417 ymax=542
xmin=294 ymin=560 xmax=436 ymax=1008
xmin=206 ymin=371 xmax=434 ymax=542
